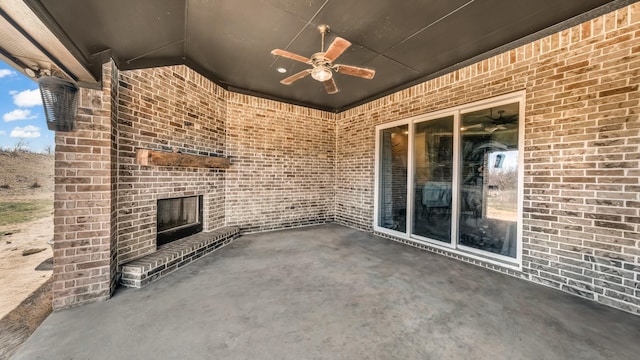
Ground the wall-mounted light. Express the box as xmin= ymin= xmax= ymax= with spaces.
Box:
xmin=39 ymin=76 xmax=79 ymax=132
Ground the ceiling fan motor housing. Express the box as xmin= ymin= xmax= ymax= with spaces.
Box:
xmin=311 ymin=53 xmax=331 ymax=67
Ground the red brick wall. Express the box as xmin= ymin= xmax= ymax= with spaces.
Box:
xmin=336 ymin=4 xmax=640 ymax=314
xmin=52 ymin=64 xmax=115 ymax=309
xmin=225 ymin=94 xmax=335 ymax=232
xmin=113 ymin=66 xmax=335 ymax=260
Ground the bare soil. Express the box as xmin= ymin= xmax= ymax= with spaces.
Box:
xmin=0 ymin=216 xmax=54 ymax=318
xmin=0 ymin=151 xmax=54 ymax=357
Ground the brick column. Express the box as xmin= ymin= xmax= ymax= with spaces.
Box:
xmin=52 ymin=64 xmax=115 ymax=310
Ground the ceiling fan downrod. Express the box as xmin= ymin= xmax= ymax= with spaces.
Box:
xmin=318 ymin=24 xmax=329 ymax=53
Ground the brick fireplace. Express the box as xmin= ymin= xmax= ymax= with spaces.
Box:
xmin=114 ymin=67 xmax=228 ymax=264
xmin=53 ymin=63 xmax=335 ymax=308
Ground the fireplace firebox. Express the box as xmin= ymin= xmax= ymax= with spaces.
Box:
xmin=157 ymin=195 xmax=203 ymax=246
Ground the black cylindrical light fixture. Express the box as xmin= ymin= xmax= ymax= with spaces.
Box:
xmin=38 ymin=76 xmax=79 ymax=132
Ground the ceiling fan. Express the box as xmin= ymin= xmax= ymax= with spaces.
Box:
xmin=465 ymin=109 xmax=518 ymax=124
xmin=485 ymin=109 xmax=517 ymax=125
xmin=271 ymin=25 xmax=375 ymax=94
xmin=462 ymin=109 xmax=517 ymax=133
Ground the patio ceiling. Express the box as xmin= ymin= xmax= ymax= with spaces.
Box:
xmin=21 ymin=0 xmax=631 ymax=112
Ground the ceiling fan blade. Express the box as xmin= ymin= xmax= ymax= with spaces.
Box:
xmin=271 ymin=49 xmax=311 ymax=64
xmin=464 ymin=113 xmax=489 ymax=118
xmin=335 ymin=64 xmax=375 ymax=79
xmin=280 ymin=69 xmax=312 ymax=85
xmin=493 ymin=115 xmax=518 ymax=125
xmin=324 ymin=37 xmax=351 ymax=62
xmin=323 ymin=78 xmax=339 ymax=94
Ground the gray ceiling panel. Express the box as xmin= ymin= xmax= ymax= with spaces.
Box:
xmin=259 ymin=0 xmax=328 ymax=21
xmin=40 ymin=0 xmax=184 ymax=60
xmin=30 ymin=0 xmax=625 ymax=112
xmin=386 ymin=0 xmax=619 ymax=73
xmin=313 ymin=0 xmax=472 ymax=53
xmin=186 ymin=0 xmax=308 ymax=86
xmin=121 ymin=42 xmax=187 ymax=71
xmin=360 ymin=55 xmax=419 ymax=92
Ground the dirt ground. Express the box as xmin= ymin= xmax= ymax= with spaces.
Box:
xmin=0 ymin=151 xmax=54 ymax=320
xmin=0 ymin=216 xmax=53 ymax=319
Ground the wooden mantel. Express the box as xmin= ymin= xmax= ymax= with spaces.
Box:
xmin=135 ymin=149 xmax=230 ymax=169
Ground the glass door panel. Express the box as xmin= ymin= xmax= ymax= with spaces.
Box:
xmin=412 ymin=116 xmax=453 ymax=243
xmin=458 ymin=103 xmax=519 ymax=258
xmin=378 ymin=125 xmax=408 ymax=232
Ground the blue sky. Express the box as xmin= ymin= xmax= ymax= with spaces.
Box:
xmin=0 ymin=60 xmax=53 ymax=153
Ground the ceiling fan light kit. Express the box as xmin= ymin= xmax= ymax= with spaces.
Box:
xmin=271 ymin=24 xmax=375 ymax=94
xmin=311 ymin=66 xmax=332 ymax=82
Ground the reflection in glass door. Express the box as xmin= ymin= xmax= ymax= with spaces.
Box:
xmin=374 ymin=94 xmax=522 ymax=265
xmin=458 ymin=103 xmax=519 ymax=258
xmin=413 ymin=116 xmax=453 ymax=243
xmin=378 ymin=125 xmax=408 ymax=232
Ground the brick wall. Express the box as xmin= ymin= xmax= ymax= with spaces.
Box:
xmin=109 ymin=62 xmax=119 ymax=293
xmin=115 ymin=66 xmax=227 ymax=264
xmin=52 ymin=4 xmax=639 ymax=314
xmin=225 ymin=94 xmax=335 ymax=232
xmin=336 ymin=4 xmax=640 ymax=314
xmin=52 ymin=63 xmax=115 ymax=309
xmin=335 ymin=113 xmax=375 ymax=228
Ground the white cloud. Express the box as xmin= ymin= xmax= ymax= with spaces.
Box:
xmin=0 ymin=69 xmax=16 ymax=78
xmin=10 ymin=125 xmax=41 ymax=139
xmin=12 ymin=89 xmax=42 ymax=107
xmin=3 ymin=109 xmax=36 ymax=122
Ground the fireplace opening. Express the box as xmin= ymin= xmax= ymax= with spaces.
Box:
xmin=157 ymin=195 xmax=203 ymax=246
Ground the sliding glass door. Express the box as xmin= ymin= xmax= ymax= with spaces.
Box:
xmin=375 ymin=94 xmax=523 ymax=266
xmin=412 ymin=116 xmax=453 ymax=243
xmin=458 ymin=103 xmax=519 ymax=259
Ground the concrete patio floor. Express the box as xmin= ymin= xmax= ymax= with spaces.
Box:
xmin=12 ymin=224 xmax=640 ymax=359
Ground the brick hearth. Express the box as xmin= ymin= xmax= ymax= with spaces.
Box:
xmin=120 ymin=226 xmax=239 ymax=288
